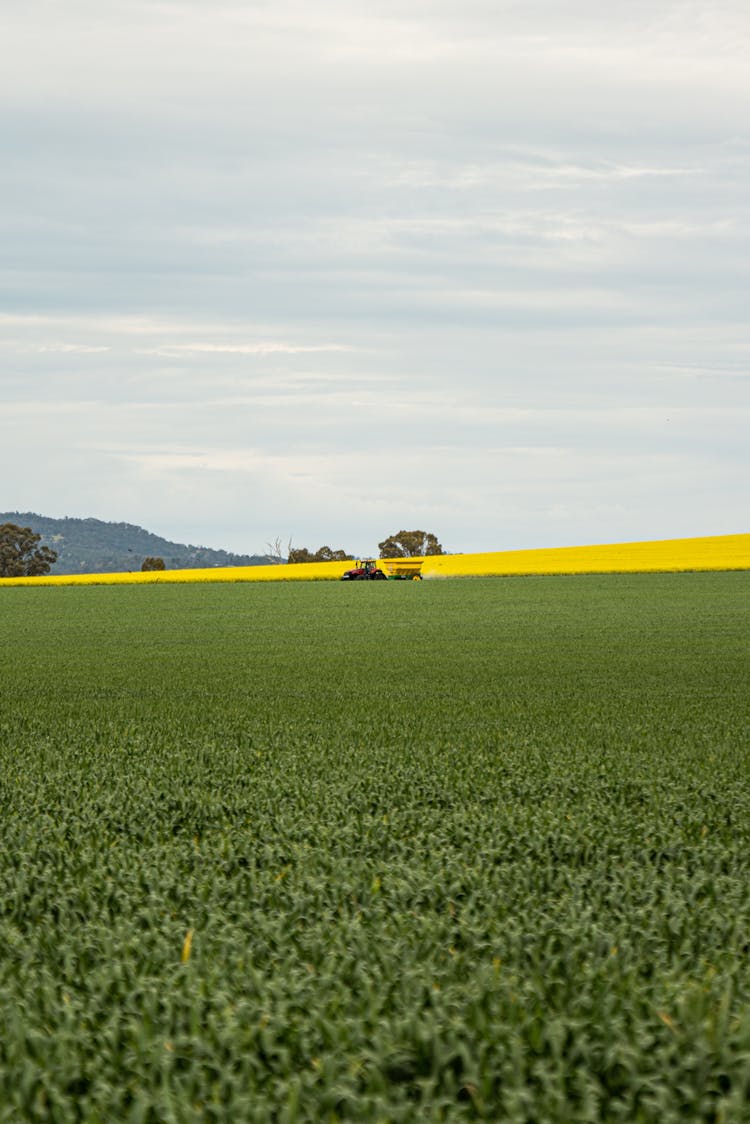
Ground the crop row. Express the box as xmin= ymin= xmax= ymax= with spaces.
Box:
xmin=0 ymin=574 xmax=749 ymax=1120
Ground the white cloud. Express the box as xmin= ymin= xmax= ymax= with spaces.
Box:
xmin=37 ymin=344 xmax=111 ymax=354
xmin=135 ymin=342 xmax=354 ymax=358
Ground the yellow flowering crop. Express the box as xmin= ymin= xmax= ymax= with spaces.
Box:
xmin=0 ymin=533 xmax=747 ymax=587
xmin=421 ymin=533 xmax=750 ymax=579
xmin=0 ymin=558 xmax=354 ymax=587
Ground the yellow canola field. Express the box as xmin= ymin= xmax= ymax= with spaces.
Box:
xmin=0 ymin=533 xmax=747 ymax=587
xmin=421 ymin=533 xmax=750 ymax=579
xmin=0 ymin=559 xmax=353 ymax=587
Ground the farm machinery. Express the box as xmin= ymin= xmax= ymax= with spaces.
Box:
xmin=340 ymin=558 xmax=423 ymax=581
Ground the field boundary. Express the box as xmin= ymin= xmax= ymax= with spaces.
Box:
xmin=0 ymin=533 xmax=748 ymax=587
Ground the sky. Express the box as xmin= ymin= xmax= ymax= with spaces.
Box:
xmin=2 ymin=0 xmax=748 ymax=556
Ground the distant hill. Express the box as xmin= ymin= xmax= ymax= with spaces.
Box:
xmin=0 ymin=513 xmax=278 ymax=575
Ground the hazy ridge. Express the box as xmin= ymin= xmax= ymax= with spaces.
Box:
xmin=0 ymin=512 xmax=275 ymax=574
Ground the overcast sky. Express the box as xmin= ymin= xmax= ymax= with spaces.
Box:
xmin=2 ymin=1 xmax=748 ymax=556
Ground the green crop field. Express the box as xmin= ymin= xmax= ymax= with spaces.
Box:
xmin=1 ymin=573 xmax=749 ymax=1122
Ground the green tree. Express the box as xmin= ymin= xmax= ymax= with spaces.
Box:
xmin=141 ymin=556 xmax=166 ymax=571
xmin=0 ymin=523 xmax=58 ymax=577
xmin=287 ymin=545 xmax=354 ymax=564
xmin=378 ymin=530 xmax=444 ymax=558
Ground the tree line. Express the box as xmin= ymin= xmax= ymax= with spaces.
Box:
xmin=0 ymin=522 xmax=446 ymax=577
xmin=286 ymin=530 xmax=444 ymax=563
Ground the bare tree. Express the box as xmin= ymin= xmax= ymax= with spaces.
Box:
xmin=265 ymin=537 xmax=290 ymax=564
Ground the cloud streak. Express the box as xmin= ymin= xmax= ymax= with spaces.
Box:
xmin=135 ymin=342 xmax=355 ymax=357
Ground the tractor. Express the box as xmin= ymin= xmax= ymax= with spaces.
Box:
xmin=340 ymin=558 xmax=424 ymax=580
xmin=340 ymin=559 xmax=387 ymax=580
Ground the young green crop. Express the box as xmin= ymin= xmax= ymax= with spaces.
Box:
xmin=1 ymin=574 xmax=749 ymax=1121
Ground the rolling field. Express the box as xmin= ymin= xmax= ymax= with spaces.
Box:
xmin=1 ymin=532 xmax=748 ymax=585
xmin=1 ymin=574 xmax=750 ymax=1121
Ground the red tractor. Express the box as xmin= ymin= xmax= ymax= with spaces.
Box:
xmin=340 ymin=559 xmax=387 ymax=580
